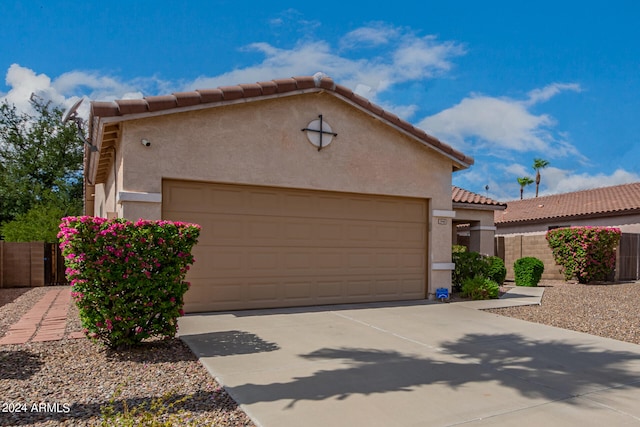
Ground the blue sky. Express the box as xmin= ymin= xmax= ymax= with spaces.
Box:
xmin=2 ymin=1 xmax=639 ymax=201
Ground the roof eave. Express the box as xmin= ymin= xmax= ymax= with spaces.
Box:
xmin=454 ymin=202 xmax=507 ymax=211
xmin=495 ymin=208 xmax=640 ymax=226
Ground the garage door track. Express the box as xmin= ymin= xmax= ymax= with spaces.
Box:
xmin=178 ymin=300 xmax=640 ymax=426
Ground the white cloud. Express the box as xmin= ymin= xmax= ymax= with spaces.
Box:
xmin=3 ymin=64 xmax=66 ymax=113
xmin=340 ymin=23 xmax=399 ymax=49
xmin=478 ymin=164 xmax=640 ymax=201
xmin=501 ymin=163 xmax=530 ymax=178
xmin=187 ymin=25 xmax=465 ymax=111
xmin=392 ymin=35 xmax=464 ymax=80
xmin=541 ymin=167 xmax=640 ymax=195
xmin=418 ymin=84 xmax=584 ymax=160
xmin=524 ymin=83 xmax=582 ymax=106
xmin=420 ymin=95 xmax=553 ymax=151
xmin=52 ymin=70 xmax=143 ymax=101
xmin=1 ymin=64 xmax=157 ymax=120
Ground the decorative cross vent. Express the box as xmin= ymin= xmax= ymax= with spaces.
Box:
xmin=301 ymin=115 xmax=338 ymax=151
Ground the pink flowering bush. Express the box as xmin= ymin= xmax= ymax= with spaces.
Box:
xmin=58 ymin=216 xmax=200 ymax=349
xmin=546 ymin=227 xmax=621 ymax=284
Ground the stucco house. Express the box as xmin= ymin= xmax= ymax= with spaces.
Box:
xmin=451 ymin=186 xmax=506 ymax=255
xmin=494 ymin=183 xmax=640 ymax=281
xmin=84 ymin=75 xmax=473 ymax=312
xmin=495 ymin=182 xmax=640 ymax=235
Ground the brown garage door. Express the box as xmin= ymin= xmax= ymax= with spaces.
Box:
xmin=163 ymin=180 xmax=427 ymax=312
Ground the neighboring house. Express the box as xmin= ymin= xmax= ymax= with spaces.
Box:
xmin=84 ymin=76 xmax=474 ymax=312
xmin=494 ymin=183 xmax=640 ymax=281
xmin=495 ymin=182 xmax=640 ymax=235
xmin=451 ymin=187 xmax=506 ymax=255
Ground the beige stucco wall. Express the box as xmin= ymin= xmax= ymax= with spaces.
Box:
xmin=92 ymin=91 xmax=462 ymax=296
xmin=498 ymin=234 xmax=565 ymax=281
xmin=93 ymin=150 xmax=123 ymax=219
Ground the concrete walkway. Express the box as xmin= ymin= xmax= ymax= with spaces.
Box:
xmin=455 ymin=285 xmax=545 ymax=309
xmin=0 ymin=287 xmax=83 ymax=345
xmin=179 ymin=288 xmax=640 ymax=427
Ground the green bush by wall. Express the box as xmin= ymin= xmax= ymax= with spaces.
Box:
xmin=486 ymin=256 xmax=507 ymax=285
xmin=546 ymin=226 xmax=621 ymax=284
xmin=514 ymin=257 xmax=544 ymax=287
xmin=452 ymin=251 xmax=488 ymax=291
xmin=461 ymin=276 xmax=500 ymax=300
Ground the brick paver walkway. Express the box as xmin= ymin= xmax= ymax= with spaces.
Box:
xmin=0 ymin=287 xmax=84 ymax=345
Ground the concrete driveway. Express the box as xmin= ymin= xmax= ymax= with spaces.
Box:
xmin=178 ymin=300 xmax=640 ymax=426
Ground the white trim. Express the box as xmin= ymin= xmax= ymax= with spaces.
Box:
xmin=469 ymin=225 xmax=497 ymax=231
xmin=433 ymin=210 xmax=456 ymax=218
xmin=117 ymin=191 xmax=162 ymax=204
xmin=432 ymin=262 xmax=455 ymax=270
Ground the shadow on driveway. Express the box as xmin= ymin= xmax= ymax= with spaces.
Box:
xmin=182 ymin=330 xmax=280 ymax=357
xmin=227 ymin=333 xmax=640 ymax=409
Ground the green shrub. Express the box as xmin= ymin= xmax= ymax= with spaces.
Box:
xmin=58 ymin=216 xmax=200 ymax=349
xmin=514 ymin=257 xmax=544 ymax=287
xmin=452 ymin=251 xmax=488 ymax=291
xmin=546 ymin=226 xmax=621 ymax=284
xmin=461 ymin=276 xmax=500 ymax=300
xmin=486 ymin=256 xmax=507 ymax=285
xmin=452 ymin=245 xmax=468 ymax=253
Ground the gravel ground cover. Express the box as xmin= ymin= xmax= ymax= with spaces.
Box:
xmin=485 ymin=280 xmax=640 ymax=345
xmin=0 ymin=286 xmax=255 ymax=426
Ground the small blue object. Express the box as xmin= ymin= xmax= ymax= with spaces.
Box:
xmin=436 ymin=288 xmax=449 ymax=299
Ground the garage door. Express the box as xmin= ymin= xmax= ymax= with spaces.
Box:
xmin=163 ymin=180 xmax=427 ymax=312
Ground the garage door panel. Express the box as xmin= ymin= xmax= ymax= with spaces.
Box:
xmin=283 ymin=281 xmax=314 ymax=300
xmin=163 ymin=180 xmax=427 ymax=312
xmin=316 ymin=281 xmax=343 ymax=299
xmin=284 ymin=220 xmax=314 ymax=240
xmin=211 ymin=217 xmax=245 ymax=240
xmin=402 ymin=278 xmax=425 ymax=294
xmin=400 ymin=224 xmax=427 ymax=244
xmin=249 ymin=219 xmax=281 ymax=239
xmin=402 ymin=251 xmax=426 ymax=269
xmin=375 ymin=252 xmax=400 ymax=268
xmin=248 ymin=281 xmax=280 ymax=303
xmin=248 ymin=251 xmax=279 ymax=270
xmin=316 ymin=252 xmax=345 ymax=270
xmin=282 ymin=251 xmax=314 ymax=270
xmin=347 ymin=280 xmax=372 ymax=297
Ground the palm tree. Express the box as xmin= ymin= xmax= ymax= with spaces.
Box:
xmin=533 ymin=158 xmax=550 ymax=197
xmin=517 ymin=176 xmax=534 ymax=200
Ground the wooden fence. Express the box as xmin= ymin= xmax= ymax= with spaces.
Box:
xmin=0 ymin=242 xmax=67 ymax=288
xmin=618 ymin=233 xmax=640 ymax=281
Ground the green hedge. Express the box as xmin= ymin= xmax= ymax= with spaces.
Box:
xmin=486 ymin=256 xmax=507 ymax=285
xmin=452 ymin=249 xmax=505 ymax=299
xmin=452 ymin=251 xmax=488 ymax=291
xmin=514 ymin=257 xmax=544 ymax=287
xmin=461 ymin=276 xmax=500 ymax=300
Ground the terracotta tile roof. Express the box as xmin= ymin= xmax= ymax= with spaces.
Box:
xmin=89 ymin=76 xmax=473 ymax=168
xmin=495 ymin=182 xmax=640 ymax=225
xmin=452 ymin=186 xmax=506 ymax=208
